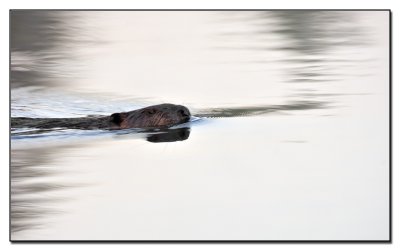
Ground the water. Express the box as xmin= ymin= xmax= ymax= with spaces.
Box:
xmin=10 ymin=11 xmax=389 ymax=240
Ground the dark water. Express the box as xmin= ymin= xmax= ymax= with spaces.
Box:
xmin=10 ymin=11 xmax=389 ymax=240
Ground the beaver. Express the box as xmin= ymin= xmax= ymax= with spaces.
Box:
xmin=11 ymin=103 xmax=191 ymax=130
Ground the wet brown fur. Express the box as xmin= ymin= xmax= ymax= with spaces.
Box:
xmin=11 ymin=104 xmax=191 ymax=130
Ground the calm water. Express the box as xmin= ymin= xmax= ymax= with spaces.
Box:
xmin=10 ymin=11 xmax=389 ymax=240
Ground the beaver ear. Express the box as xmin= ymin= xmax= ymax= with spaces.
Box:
xmin=110 ymin=113 xmax=125 ymax=126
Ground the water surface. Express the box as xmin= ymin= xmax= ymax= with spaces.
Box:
xmin=10 ymin=11 xmax=389 ymax=240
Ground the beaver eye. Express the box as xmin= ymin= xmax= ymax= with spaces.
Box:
xmin=146 ymin=109 xmax=156 ymax=115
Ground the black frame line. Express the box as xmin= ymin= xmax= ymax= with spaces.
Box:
xmin=9 ymin=9 xmax=392 ymax=243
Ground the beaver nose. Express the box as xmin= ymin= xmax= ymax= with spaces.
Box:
xmin=178 ymin=109 xmax=190 ymax=118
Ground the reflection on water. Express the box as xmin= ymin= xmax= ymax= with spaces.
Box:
xmin=146 ymin=127 xmax=191 ymax=143
xmin=270 ymin=11 xmax=368 ymax=53
xmin=11 ymin=146 xmax=85 ymax=234
xmin=10 ymin=11 xmax=389 ymax=240
xmin=10 ymin=11 xmax=90 ymax=88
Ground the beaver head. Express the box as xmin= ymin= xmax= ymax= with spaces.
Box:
xmin=110 ymin=103 xmax=191 ymax=129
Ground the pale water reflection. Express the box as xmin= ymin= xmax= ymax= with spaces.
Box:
xmin=10 ymin=11 xmax=389 ymax=240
